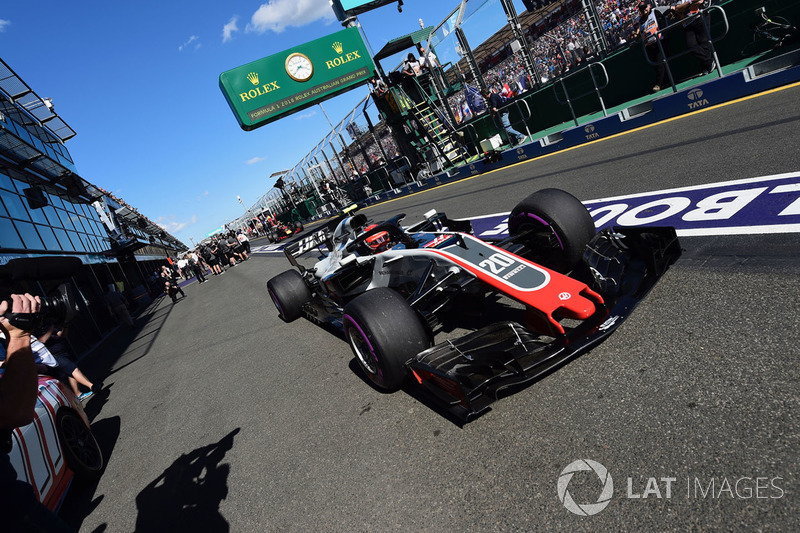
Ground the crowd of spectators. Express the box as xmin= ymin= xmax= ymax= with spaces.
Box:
xmin=526 ymin=0 xmax=643 ymax=82
xmin=443 ymin=0 xmax=656 ymax=124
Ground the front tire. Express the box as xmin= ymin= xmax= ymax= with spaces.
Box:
xmin=507 ymin=188 xmax=596 ymax=270
xmin=56 ymin=409 xmax=104 ymax=480
xmin=267 ymin=270 xmax=311 ymax=322
xmin=343 ymin=288 xmax=431 ymax=391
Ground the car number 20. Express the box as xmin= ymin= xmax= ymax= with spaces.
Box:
xmin=479 ymin=253 xmax=517 ymax=275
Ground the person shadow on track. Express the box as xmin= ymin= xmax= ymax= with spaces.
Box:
xmin=135 ymin=428 xmax=241 ymax=532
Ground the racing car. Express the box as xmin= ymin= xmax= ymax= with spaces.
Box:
xmin=267 ymin=188 xmax=681 ymax=421
xmin=267 ymin=220 xmax=304 ymax=243
xmin=5 ymin=374 xmax=104 ymax=512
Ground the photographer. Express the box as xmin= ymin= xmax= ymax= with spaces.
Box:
xmin=1 ymin=293 xmax=73 ymax=531
xmin=0 ymin=293 xmax=41 ymax=428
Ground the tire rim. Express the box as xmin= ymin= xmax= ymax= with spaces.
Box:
xmin=347 ymin=327 xmax=377 ymax=375
xmin=343 ymin=315 xmax=380 ymax=378
xmin=512 ymin=212 xmax=564 ymax=251
xmin=60 ymin=414 xmax=102 ymax=471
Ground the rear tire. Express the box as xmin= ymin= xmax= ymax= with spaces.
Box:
xmin=508 ymin=188 xmax=596 ymax=269
xmin=56 ymin=409 xmax=104 ymax=480
xmin=343 ymin=288 xmax=431 ymax=391
xmin=267 ymin=270 xmax=311 ymax=322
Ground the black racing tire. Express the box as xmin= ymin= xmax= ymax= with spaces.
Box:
xmin=293 ymin=221 xmax=304 ymax=233
xmin=507 ymin=188 xmax=596 ymax=269
xmin=267 ymin=269 xmax=311 ymax=322
xmin=267 ymin=230 xmax=278 ymax=243
xmin=343 ymin=288 xmax=431 ymax=391
xmin=56 ymin=409 xmax=104 ymax=480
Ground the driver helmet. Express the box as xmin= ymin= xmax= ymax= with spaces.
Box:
xmin=363 ymin=224 xmax=391 ymax=252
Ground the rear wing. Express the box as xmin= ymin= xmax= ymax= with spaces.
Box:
xmin=284 ymin=227 xmax=332 ymax=269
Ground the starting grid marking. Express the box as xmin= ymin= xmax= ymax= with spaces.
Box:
xmin=252 ymin=173 xmax=800 ymax=254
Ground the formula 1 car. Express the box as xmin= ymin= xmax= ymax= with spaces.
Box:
xmin=267 ymin=189 xmax=680 ymax=421
xmin=267 ymin=220 xmax=304 ymax=243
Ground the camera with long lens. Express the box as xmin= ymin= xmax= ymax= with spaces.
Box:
xmin=0 ymin=257 xmax=82 ymax=331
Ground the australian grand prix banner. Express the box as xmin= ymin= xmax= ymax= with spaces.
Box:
xmin=219 ymin=26 xmax=375 ymax=130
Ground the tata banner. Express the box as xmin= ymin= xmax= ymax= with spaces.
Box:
xmin=219 ymin=26 xmax=375 ymax=130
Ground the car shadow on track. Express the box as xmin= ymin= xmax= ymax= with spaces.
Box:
xmin=134 ymin=428 xmax=240 ymax=532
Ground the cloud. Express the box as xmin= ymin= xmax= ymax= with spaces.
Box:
xmin=178 ymin=35 xmax=200 ymax=52
xmin=246 ymin=156 xmax=266 ymax=165
xmin=294 ymin=110 xmax=316 ymax=120
xmin=156 ymin=214 xmax=197 ymax=234
xmin=247 ymin=0 xmax=334 ymax=34
xmin=222 ymin=16 xmax=239 ymax=43
xmin=0 ymin=19 xmax=10 ymax=32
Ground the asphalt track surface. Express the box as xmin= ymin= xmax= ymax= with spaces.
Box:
xmin=65 ymin=84 xmax=800 ymax=532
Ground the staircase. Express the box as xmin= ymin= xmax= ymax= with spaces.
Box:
xmin=408 ymin=98 xmax=465 ymax=172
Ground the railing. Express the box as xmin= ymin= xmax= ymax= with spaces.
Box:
xmin=386 ymin=155 xmax=414 ymax=187
xmin=405 ymin=79 xmax=475 ymax=165
xmin=553 ymin=62 xmax=610 ymax=127
xmin=492 ymin=96 xmax=535 ymax=141
xmin=642 ymin=5 xmax=729 ymax=93
xmin=453 ymin=121 xmax=481 ymax=157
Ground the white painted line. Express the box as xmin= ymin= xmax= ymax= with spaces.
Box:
xmin=583 ymin=172 xmax=800 ymax=204
xmin=676 ymin=224 xmax=800 ymax=236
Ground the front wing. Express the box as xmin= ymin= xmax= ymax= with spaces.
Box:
xmin=404 ymin=226 xmax=681 ymax=422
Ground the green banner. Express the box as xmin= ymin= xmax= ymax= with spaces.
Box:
xmin=219 ymin=27 xmax=375 ymax=131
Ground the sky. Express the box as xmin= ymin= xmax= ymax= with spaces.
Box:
xmin=0 ymin=0 xmax=521 ymax=245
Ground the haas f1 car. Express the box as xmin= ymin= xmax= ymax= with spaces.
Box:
xmin=267 ymin=189 xmax=681 ymax=421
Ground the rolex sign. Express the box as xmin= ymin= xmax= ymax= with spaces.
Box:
xmin=219 ymin=26 xmax=376 ymax=131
